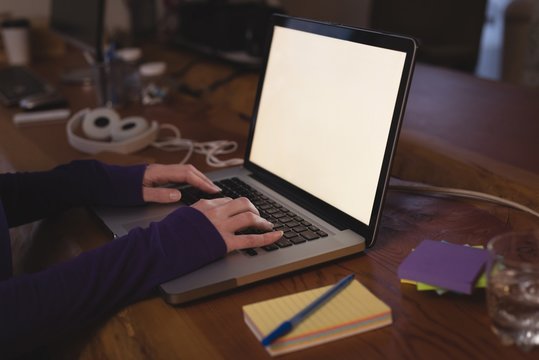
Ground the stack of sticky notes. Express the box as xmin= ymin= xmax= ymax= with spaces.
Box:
xmin=397 ymin=240 xmax=489 ymax=295
xmin=243 ymin=280 xmax=392 ymax=356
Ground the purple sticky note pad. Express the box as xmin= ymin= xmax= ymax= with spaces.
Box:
xmin=397 ymin=240 xmax=489 ymax=294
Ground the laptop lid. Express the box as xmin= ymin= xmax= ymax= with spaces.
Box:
xmin=243 ymin=15 xmax=417 ymax=247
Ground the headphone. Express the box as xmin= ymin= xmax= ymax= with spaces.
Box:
xmin=67 ymin=108 xmax=159 ymax=154
xmin=67 ymin=107 xmax=243 ymax=167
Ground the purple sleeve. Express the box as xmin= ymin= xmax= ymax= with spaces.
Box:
xmin=0 ymin=160 xmax=146 ymax=227
xmin=0 ymin=206 xmax=227 ymax=357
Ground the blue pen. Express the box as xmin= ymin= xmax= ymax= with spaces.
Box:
xmin=261 ymin=274 xmax=355 ymax=346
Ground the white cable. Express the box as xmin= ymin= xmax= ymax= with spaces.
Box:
xmin=389 ymin=183 xmax=539 ymax=220
xmin=151 ymin=123 xmax=243 ymax=167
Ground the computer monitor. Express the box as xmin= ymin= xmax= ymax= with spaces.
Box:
xmin=50 ymin=0 xmax=105 ymax=63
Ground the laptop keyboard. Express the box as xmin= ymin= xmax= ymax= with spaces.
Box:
xmin=179 ymin=177 xmax=328 ymax=255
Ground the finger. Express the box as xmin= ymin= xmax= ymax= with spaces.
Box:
xmin=228 ymin=231 xmax=283 ymax=252
xmin=168 ymin=164 xmax=218 ymax=191
xmin=143 ymin=187 xmax=181 ymax=203
xmin=225 ymin=211 xmax=271 ymax=233
xmin=142 ymin=164 xmax=170 ymax=186
xmin=145 ymin=164 xmax=220 ymax=193
xmin=184 ymin=168 xmax=221 ymax=193
xmin=219 ymin=197 xmax=260 ymax=218
xmin=191 ymin=197 xmax=231 ymax=211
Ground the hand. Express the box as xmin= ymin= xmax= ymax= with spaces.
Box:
xmin=191 ymin=197 xmax=283 ymax=252
xmin=142 ymin=164 xmax=220 ymax=203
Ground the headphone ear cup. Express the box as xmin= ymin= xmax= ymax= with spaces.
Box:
xmin=111 ymin=116 xmax=150 ymax=142
xmin=81 ymin=108 xmax=120 ymax=140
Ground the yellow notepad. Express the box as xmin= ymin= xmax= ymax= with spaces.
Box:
xmin=243 ymin=280 xmax=392 ymax=356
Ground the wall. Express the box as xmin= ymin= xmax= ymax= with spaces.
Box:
xmin=280 ymin=0 xmax=371 ymax=28
xmin=0 ymin=0 xmax=49 ymax=19
xmin=0 ymin=0 xmax=129 ymax=34
xmin=0 ymin=0 xmax=372 ymax=34
xmin=0 ymin=0 xmax=504 ymax=79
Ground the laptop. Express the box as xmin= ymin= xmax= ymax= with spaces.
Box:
xmin=95 ymin=15 xmax=417 ymax=305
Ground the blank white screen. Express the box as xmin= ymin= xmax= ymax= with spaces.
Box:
xmin=250 ymin=26 xmax=406 ymax=225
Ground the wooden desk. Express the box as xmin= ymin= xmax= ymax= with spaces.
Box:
xmin=395 ymin=64 xmax=539 ymax=213
xmin=1 ymin=49 xmax=538 ymax=359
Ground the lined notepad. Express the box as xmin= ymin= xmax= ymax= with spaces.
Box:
xmin=243 ymin=280 xmax=392 ymax=356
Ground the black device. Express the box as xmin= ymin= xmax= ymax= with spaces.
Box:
xmin=0 ymin=66 xmax=53 ymax=106
xmin=49 ymin=0 xmax=106 ymax=97
xmin=50 ymin=0 xmax=105 ymax=62
xmin=172 ymin=1 xmax=284 ymax=67
xmin=19 ymin=92 xmax=68 ymax=111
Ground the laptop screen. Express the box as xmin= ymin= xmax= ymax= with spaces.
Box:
xmin=248 ymin=22 xmax=409 ymax=227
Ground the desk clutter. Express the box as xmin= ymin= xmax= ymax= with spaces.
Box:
xmin=398 ymin=240 xmax=489 ymax=295
xmin=0 ymin=66 xmax=55 ymax=106
xmin=243 ymin=279 xmax=392 ymax=356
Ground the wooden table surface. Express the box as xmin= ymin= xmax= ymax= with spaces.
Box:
xmin=394 ymin=63 xmax=539 ymax=213
xmin=1 ymin=46 xmax=538 ymax=359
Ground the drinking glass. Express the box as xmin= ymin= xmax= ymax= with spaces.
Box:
xmin=486 ymin=230 xmax=539 ymax=351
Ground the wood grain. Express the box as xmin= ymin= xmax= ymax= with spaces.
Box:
xmin=1 ymin=47 xmax=538 ymax=358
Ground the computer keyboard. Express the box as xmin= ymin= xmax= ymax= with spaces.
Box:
xmin=0 ymin=66 xmax=52 ymax=106
xmin=180 ymin=177 xmax=328 ymax=255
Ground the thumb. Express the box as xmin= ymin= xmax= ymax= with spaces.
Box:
xmin=143 ymin=187 xmax=182 ymax=203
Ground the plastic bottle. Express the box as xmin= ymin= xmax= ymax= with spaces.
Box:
xmin=139 ymin=61 xmax=169 ymax=105
xmin=116 ymin=47 xmax=143 ymax=103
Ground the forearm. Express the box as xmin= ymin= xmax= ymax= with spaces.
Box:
xmin=0 ymin=160 xmax=146 ymax=227
xmin=0 ymin=207 xmax=226 ymax=357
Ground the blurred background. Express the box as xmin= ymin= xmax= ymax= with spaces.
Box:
xmin=1 ymin=0 xmax=537 ymax=86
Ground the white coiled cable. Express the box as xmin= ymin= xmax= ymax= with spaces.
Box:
xmin=151 ymin=124 xmax=244 ymax=167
